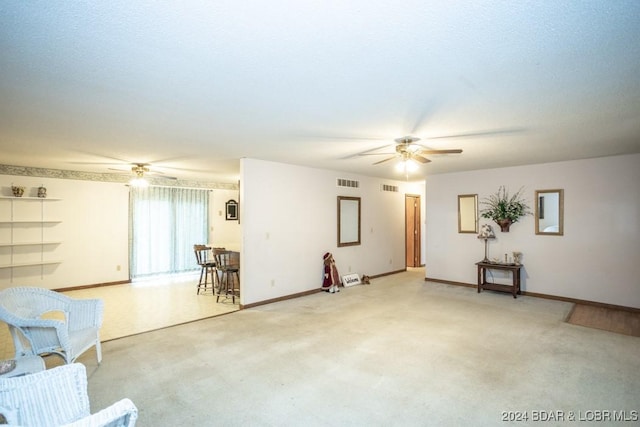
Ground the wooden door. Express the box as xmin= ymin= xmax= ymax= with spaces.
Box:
xmin=405 ymin=194 xmax=421 ymax=267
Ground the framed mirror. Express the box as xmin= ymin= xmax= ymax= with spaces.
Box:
xmin=535 ymin=189 xmax=563 ymax=235
xmin=337 ymin=196 xmax=361 ymax=247
xmin=458 ymin=194 xmax=478 ymax=233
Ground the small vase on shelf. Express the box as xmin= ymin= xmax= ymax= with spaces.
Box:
xmin=11 ymin=186 xmax=25 ymax=197
xmin=37 ymin=186 xmax=47 ymax=198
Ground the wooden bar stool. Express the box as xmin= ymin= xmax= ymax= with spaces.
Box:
xmin=193 ymin=245 xmax=217 ymax=295
xmin=214 ymin=250 xmax=240 ymax=303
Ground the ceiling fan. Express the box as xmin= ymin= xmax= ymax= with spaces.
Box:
xmin=361 ymin=136 xmax=463 ymax=165
xmin=110 ymin=163 xmax=178 ymax=186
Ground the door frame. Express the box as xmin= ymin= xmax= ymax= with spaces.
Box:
xmin=405 ymin=194 xmax=422 ymax=267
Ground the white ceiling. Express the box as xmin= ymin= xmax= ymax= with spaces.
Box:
xmin=1 ymin=1 xmax=639 ymax=183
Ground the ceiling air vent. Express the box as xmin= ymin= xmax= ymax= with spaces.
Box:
xmin=381 ymin=184 xmax=399 ymax=192
xmin=337 ymin=178 xmax=359 ymax=188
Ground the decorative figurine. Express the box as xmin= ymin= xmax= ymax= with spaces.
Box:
xmin=37 ymin=186 xmax=47 ymax=198
xmin=513 ymin=251 xmax=522 ymax=265
xmin=322 ymin=252 xmax=341 ymax=293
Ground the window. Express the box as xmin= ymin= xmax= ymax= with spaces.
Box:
xmin=130 ymin=187 xmax=209 ymax=278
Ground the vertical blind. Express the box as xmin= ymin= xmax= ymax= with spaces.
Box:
xmin=130 ymin=186 xmax=209 ymax=278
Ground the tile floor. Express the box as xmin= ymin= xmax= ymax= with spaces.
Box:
xmin=0 ymin=273 xmax=239 ymax=360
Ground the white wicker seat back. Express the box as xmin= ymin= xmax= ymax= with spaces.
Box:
xmin=0 ymin=363 xmax=138 ymax=426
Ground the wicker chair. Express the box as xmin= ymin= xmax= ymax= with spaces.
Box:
xmin=0 ymin=287 xmax=103 ymax=364
xmin=0 ymin=363 xmax=138 ymax=426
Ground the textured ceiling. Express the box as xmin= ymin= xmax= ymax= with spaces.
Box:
xmin=1 ymin=1 xmax=639 ymax=183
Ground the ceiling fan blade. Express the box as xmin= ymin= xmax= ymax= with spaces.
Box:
xmin=417 ymin=149 xmax=463 ymax=155
xmin=373 ymin=156 xmax=397 ymax=165
xmin=146 ymin=171 xmax=178 ymax=180
xmin=411 ymin=154 xmax=431 ymax=164
xmin=341 ymin=144 xmax=395 ymax=159
xmin=311 ymin=135 xmax=388 ymax=141
xmin=295 ymin=131 xmax=389 ymax=144
xmin=356 ymin=152 xmax=396 ymax=156
xmin=68 ymin=150 xmax=135 ymax=165
xmin=427 ymin=127 xmax=525 ymax=140
xmin=69 ymin=161 xmax=129 ymax=167
xmin=150 ymin=165 xmax=208 ymax=173
xmin=408 ymin=103 xmax=440 ymax=135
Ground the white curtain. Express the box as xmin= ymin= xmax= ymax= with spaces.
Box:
xmin=130 ymin=186 xmax=209 ymax=278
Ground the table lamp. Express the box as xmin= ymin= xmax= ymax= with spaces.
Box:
xmin=477 ymin=224 xmax=496 ymax=263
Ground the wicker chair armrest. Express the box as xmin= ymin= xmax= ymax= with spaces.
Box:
xmin=62 ymin=398 xmax=138 ymax=427
xmin=19 ymin=319 xmax=71 ymax=355
xmin=9 ymin=316 xmax=65 ymax=330
xmin=66 ymin=298 xmax=104 ymax=331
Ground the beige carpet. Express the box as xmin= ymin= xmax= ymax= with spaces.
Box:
xmin=74 ymin=269 xmax=640 ymax=426
xmin=567 ymin=304 xmax=640 ymax=337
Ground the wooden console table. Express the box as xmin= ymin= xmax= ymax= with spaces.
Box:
xmin=476 ymin=262 xmax=523 ymax=298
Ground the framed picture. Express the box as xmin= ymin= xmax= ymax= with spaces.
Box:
xmin=225 ymin=199 xmax=238 ymax=221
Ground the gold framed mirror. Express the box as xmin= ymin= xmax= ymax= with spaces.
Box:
xmin=337 ymin=196 xmax=361 ymax=247
xmin=535 ymin=189 xmax=564 ymax=235
xmin=458 ymin=194 xmax=478 ymax=233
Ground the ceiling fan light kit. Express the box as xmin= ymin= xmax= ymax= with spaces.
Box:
xmin=129 ymin=177 xmax=149 ymax=187
xmin=395 ymin=159 xmax=419 ymax=173
xmin=129 ymin=164 xmax=150 ymax=187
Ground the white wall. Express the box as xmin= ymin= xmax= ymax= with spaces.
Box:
xmin=208 ymin=189 xmax=241 ymax=251
xmin=6 ymin=154 xmax=635 ymax=309
xmin=240 ymin=158 xmax=421 ymax=306
xmin=425 ymin=153 xmax=640 ymax=308
xmin=0 ymin=175 xmax=129 ymax=289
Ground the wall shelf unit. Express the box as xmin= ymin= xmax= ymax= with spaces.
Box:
xmin=0 ymin=241 xmax=62 ymax=247
xmin=0 ymin=221 xmax=62 ymax=224
xmin=0 ymin=197 xmax=62 ymax=200
xmin=0 ymin=260 xmax=63 ymax=269
xmin=0 ymin=196 xmax=63 ymax=276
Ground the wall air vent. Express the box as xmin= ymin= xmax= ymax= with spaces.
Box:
xmin=337 ymin=178 xmax=359 ymax=188
xmin=381 ymin=184 xmax=399 ymax=192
